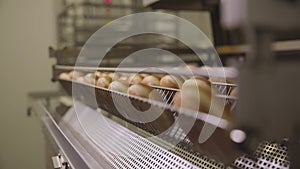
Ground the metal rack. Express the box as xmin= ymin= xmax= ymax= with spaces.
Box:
xmin=50 ymin=63 xmax=244 ymax=163
xmin=58 ymin=0 xmax=144 ymax=48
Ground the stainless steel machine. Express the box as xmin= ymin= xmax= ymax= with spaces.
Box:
xmin=28 ymin=0 xmax=300 ymax=168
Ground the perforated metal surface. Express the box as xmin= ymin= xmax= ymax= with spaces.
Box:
xmin=233 ymin=141 xmax=290 ymax=169
xmin=255 ymin=141 xmax=290 ymax=165
xmin=64 ymin=103 xmax=228 ymax=169
xmin=172 ymin=144 xmax=226 ymax=169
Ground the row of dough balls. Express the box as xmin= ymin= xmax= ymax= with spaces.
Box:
xmin=59 ymin=71 xmax=186 ymax=89
xmin=59 ymin=71 xmax=237 ymax=120
xmin=59 ymin=70 xmax=237 ymax=93
xmin=59 ymin=71 xmax=185 ymax=100
xmin=59 ymin=70 xmax=237 ymax=98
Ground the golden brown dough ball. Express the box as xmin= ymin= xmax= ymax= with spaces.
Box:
xmin=127 ymin=84 xmax=152 ymax=98
xmin=108 ymin=73 xmax=120 ymax=80
xmin=173 ymin=78 xmax=211 ymax=113
xmin=59 ymin=72 xmax=71 ymax=80
xmin=159 ymin=75 xmax=184 ymax=89
xmin=230 ymin=87 xmax=238 ymax=97
xmin=84 ymin=73 xmax=96 ymax=85
xmin=173 ymin=78 xmax=232 ymax=120
xmin=69 ymin=71 xmax=84 ymax=80
xmin=94 ymin=71 xmax=102 ymax=79
xmin=140 ymin=74 xmax=149 ymax=78
xmin=127 ymin=84 xmax=164 ymax=102
xmin=141 ymin=75 xmax=160 ymax=86
xmin=119 ymin=76 xmax=128 ymax=81
xmin=152 ymin=74 xmax=164 ymax=79
xmin=101 ymin=72 xmax=109 ymax=77
xmin=108 ymin=80 xmax=129 ymax=93
xmin=96 ymin=76 xmax=112 ymax=88
xmin=128 ymin=74 xmax=143 ymax=84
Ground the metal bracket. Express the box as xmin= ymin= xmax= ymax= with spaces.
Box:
xmin=52 ymin=154 xmax=70 ymax=169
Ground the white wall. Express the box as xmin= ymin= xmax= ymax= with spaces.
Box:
xmin=0 ymin=0 xmax=58 ymax=168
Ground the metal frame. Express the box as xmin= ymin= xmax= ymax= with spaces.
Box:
xmin=36 ymin=98 xmax=227 ymax=168
xmin=40 ymin=105 xmax=92 ymax=169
